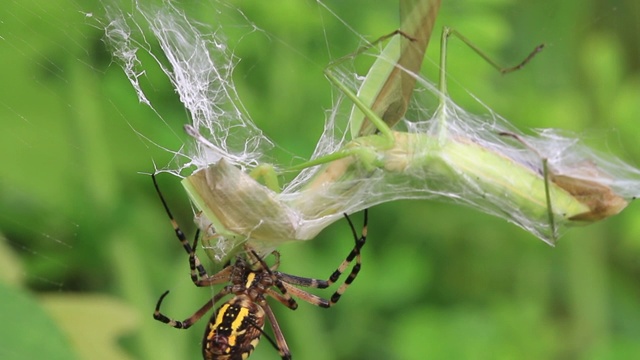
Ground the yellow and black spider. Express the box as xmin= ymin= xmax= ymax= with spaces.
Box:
xmin=151 ymin=175 xmax=367 ymax=360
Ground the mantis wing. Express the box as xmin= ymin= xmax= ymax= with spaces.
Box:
xmin=350 ymin=0 xmax=441 ymax=137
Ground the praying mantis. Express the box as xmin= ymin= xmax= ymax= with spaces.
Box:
xmin=180 ymin=0 xmax=632 ymax=265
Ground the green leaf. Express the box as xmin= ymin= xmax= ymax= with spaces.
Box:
xmin=40 ymin=294 xmax=139 ymax=360
xmin=0 ymin=283 xmax=78 ymax=360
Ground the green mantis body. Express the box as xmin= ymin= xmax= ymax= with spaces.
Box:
xmin=180 ymin=0 xmax=631 ymax=264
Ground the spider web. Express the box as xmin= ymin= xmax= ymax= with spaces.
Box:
xmin=102 ymin=0 xmax=640 ymax=259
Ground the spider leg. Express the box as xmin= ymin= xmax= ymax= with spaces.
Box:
xmin=152 ymin=174 xmax=208 ymax=279
xmin=279 ymin=282 xmax=330 ymax=307
xmin=276 ymin=210 xmax=368 ymax=307
xmin=264 ymin=288 xmax=298 ymax=310
xmin=269 ymin=250 xmax=281 ymax=271
xmin=153 ymin=286 xmax=232 ymax=329
xmin=262 ymin=302 xmax=292 ymax=360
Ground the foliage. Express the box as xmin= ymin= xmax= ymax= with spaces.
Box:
xmin=1 ymin=0 xmax=639 ymax=359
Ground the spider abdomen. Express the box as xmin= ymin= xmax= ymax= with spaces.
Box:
xmin=203 ymin=294 xmax=265 ymax=360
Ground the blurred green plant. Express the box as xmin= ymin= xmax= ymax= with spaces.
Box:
xmin=1 ymin=0 xmax=639 ymax=360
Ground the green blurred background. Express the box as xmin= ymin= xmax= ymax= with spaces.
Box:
xmin=1 ymin=0 xmax=639 ymax=359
